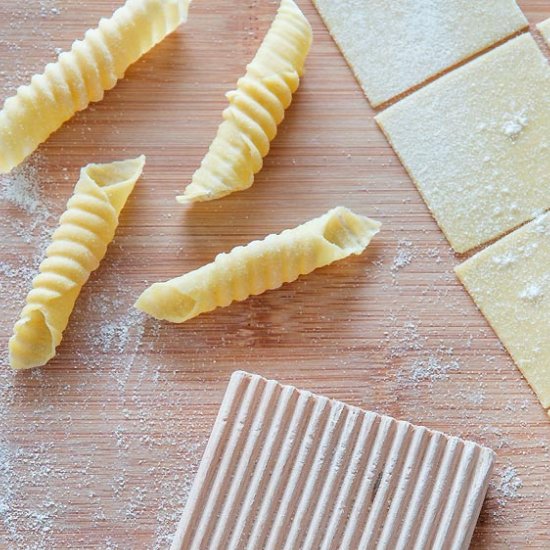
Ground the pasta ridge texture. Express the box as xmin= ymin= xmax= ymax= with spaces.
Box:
xmin=9 ymin=156 xmax=146 ymax=370
xmin=0 ymin=0 xmax=190 ymax=174
xmin=135 ymin=207 xmax=381 ymax=323
xmin=177 ymin=0 xmax=312 ymax=203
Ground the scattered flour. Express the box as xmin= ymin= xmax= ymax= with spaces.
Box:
xmin=1 ymin=163 xmax=43 ymax=214
xmin=518 ymin=281 xmax=543 ymax=302
xmin=425 ymin=247 xmax=443 ymax=264
xmin=410 ymin=354 xmax=460 ymax=383
xmin=0 ymin=152 xmax=57 ymax=248
xmin=391 ymin=239 xmax=415 ymax=273
xmin=463 ymin=389 xmax=485 ymax=406
xmin=385 ymin=319 xmax=426 ymax=359
xmin=0 ymin=152 xmax=51 ymax=213
xmin=501 ymin=109 xmax=528 ymax=140
xmin=495 ymin=465 xmax=523 ymax=503
xmin=39 ymin=1 xmax=62 ymax=18
xmin=98 ymin=316 xmax=136 ymax=354
xmin=0 ymin=152 xmax=59 ymax=316
xmin=0 ymin=262 xmax=35 ymax=288
xmin=492 ymin=251 xmax=516 ymax=267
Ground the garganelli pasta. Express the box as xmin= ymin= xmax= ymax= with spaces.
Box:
xmin=9 ymin=156 xmax=146 ymax=369
xmin=0 ymin=0 xmax=190 ymax=174
xmin=177 ymin=0 xmax=312 ymax=203
xmin=135 ymin=207 xmax=381 ymax=323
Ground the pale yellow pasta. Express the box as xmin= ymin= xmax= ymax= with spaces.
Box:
xmin=0 ymin=0 xmax=190 ymax=174
xmin=9 ymin=156 xmax=146 ymax=370
xmin=177 ymin=0 xmax=312 ymax=204
xmin=455 ymin=213 xmax=550 ymax=411
xmin=135 ymin=207 xmax=381 ymax=323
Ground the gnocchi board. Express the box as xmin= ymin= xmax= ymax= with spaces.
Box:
xmin=0 ymin=1 xmax=549 ymax=548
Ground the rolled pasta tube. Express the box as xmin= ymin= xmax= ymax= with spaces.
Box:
xmin=9 ymin=156 xmax=146 ymax=370
xmin=136 ymin=207 xmax=381 ymax=323
xmin=177 ymin=0 xmax=312 ymax=204
xmin=0 ymin=0 xmax=191 ymax=174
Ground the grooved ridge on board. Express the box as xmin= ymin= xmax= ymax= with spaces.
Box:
xmin=171 ymin=371 xmax=495 ymax=550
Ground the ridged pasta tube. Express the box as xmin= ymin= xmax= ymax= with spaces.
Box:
xmin=177 ymin=0 xmax=312 ymax=204
xmin=0 ymin=0 xmax=190 ymax=174
xmin=9 ymin=156 xmax=146 ymax=370
xmin=135 ymin=207 xmax=381 ymax=323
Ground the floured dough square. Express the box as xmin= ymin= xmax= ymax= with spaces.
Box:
xmin=312 ymin=0 xmax=527 ymax=107
xmin=376 ymin=34 xmax=550 ymax=253
xmin=538 ymin=18 xmax=550 ymax=45
xmin=456 ymin=214 xmax=550 ymax=410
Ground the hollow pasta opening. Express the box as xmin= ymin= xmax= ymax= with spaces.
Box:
xmin=10 ymin=307 xmax=55 ymax=369
xmin=136 ymin=284 xmax=198 ymax=323
xmin=85 ymin=156 xmax=145 ymax=190
xmin=322 ymin=209 xmax=364 ymax=253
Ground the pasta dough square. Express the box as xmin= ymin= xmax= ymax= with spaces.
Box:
xmin=538 ymin=18 xmax=550 ymax=45
xmin=376 ymin=34 xmax=550 ymax=253
xmin=455 ymin=214 xmax=550 ymax=410
xmin=312 ymin=0 xmax=527 ymax=107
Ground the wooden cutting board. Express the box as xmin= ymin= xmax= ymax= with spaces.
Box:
xmin=0 ymin=1 xmax=548 ymax=548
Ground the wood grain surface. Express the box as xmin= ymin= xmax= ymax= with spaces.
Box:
xmin=0 ymin=1 xmax=549 ymax=548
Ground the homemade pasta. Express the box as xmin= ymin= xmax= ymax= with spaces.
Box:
xmin=312 ymin=0 xmax=526 ymax=107
xmin=9 ymin=156 xmax=146 ymax=370
xmin=0 ymin=0 xmax=190 ymax=174
xmin=177 ymin=0 xmax=312 ymax=204
xmin=376 ymin=34 xmax=550 ymax=253
xmin=135 ymin=207 xmax=381 ymax=323
xmin=455 ymin=213 xmax=550 ymax=412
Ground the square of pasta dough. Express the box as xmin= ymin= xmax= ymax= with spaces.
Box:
xmin=538 ymin=18 xmax=550 ymax=45
xmin=376 ymin=34 xmax=550 ymax=253
xmin=312 ymin=0 xmax=527 ymax=107
xmin=455 ymin=214 xmax=550 ymax=410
